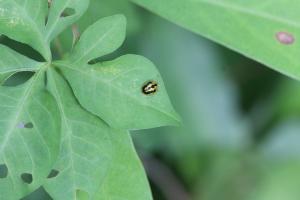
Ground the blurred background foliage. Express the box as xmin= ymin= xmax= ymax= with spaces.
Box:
xmin=3 ymin=1 xmax=300 ymax=199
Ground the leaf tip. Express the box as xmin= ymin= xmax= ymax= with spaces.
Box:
xmin=112 ymin=14 xmax=127 ymax=31
xmin=168 ymin=111 xmax=182 ymax=127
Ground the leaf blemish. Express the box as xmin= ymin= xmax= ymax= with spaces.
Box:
xmin=24 ymin=122 xmax=34 ymax=129
xmin=276 ymin=31 xmax=295 ymax=45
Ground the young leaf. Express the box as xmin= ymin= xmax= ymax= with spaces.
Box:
xmin=56 ymin=54 xmax=180 ymax=130
xmin=45 ymin=68 xmax=152 ymax=200
xmin=68 ymin=14 xmax=126 ymax=64
xmin=0 ymin=69 xmax=61 ymax=199
xmin=46 ymin=0 xmax=90 ymax=42
xmin=0 ymin=0 xmax=50 ymax=60
xmin=131 ymin=0 xmax=300 ymax=80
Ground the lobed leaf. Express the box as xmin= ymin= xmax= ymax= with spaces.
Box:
xmin=45 ymin=68 xmax=152 ymax=199
xmin=59 ymin=14 xmax=179 ymax=130
xmin=57 ymin=54 xmax=180 ymax=130
xmin=0 ymin=1 xmax=178 ymax=198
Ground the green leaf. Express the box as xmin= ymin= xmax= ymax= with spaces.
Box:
xmin=44 ymin=68 xmax=152 ymax=200
xmin=0 ymin=0 xmax=50 ymax=60
xmin=57 ymin=14 xmax=179 ymax=130
xmin=46 ymin=0 xmax=90 ymax=42
xmin=57 ymin=54 xmax=180 ymax=130
xmin=131 ymin=0 xmax=300 ymax=80
xmin=0 ymin=69 xmax=61 ymax=200
xmin=0 ymin=1 xmax=177 ymax=198
xmin=44 ymin=68 xmax=113 ymax=199
xmin=68 ymin=14 xmax=127 ymax=64
xmin=0 ymin=45 xmax=41 ymax=84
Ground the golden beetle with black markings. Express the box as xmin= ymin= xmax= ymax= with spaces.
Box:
xmin=142 ymin=81 xmax=158 ymax=95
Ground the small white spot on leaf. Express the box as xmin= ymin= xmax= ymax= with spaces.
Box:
xmin=17 ymin=122 xmax=25 ymax=129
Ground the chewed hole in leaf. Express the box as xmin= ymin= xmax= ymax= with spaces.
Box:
xmin=17 ymin=122 xmax=34 ymax=129
xmin=0 ymin=164 xmax=8 ymax=178
xmin=47 ymin=169 xmax=59 ymax=178
xmin=2 ymin=72 xmax=34 ymax=87
xmin=61 ymin=8 xmax=76 ymax=17
xmin=276 ymin=31 xmax=295 ymax=45
xmin=25 ymin=122 xmax=34 ymax=129
xmin=21 ymin=173 xmax=33 ymax=184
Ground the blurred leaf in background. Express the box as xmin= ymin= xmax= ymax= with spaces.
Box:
xmin=253 ymin=119 xmax=300 ymax=200
xmin=131 ymin=6 xmax=300 ymax=200
xmin=131 ymin=0 xmax=300 ymax=80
